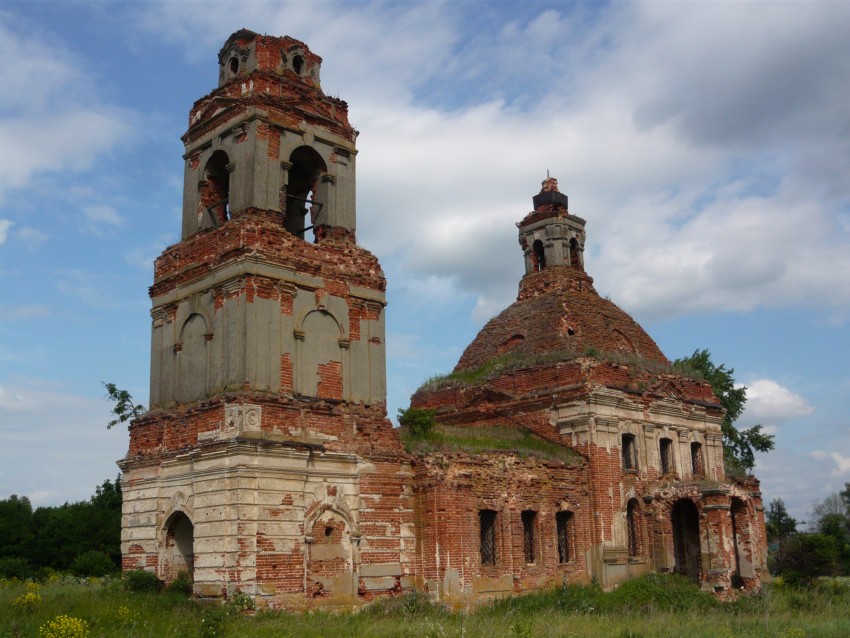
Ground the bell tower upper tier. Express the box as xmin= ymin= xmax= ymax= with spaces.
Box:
xmin=180 ymin=29 xmax=357 ymax=241
xmin=517 ymin=176 xmax=586 ymax=275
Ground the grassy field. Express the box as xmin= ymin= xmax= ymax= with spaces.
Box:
xmin=2 ymin=573 xmax=849 ymax=638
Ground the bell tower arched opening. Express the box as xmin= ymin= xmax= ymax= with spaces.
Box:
xmin=285 ymin=146 xmax=327 ymax=242
xmin=199 ymin=151 xmax=231 ymax=230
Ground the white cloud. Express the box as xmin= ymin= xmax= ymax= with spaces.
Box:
xmin=82 ymin=204 xmax=126 ymax=234
xmin=0 ymin=304 xmax=51 ymax=321
xmin=0 ymin=16 xmax=133 ymax=204
xmin=0 ymin=377 xmax=127 ymax=504
xmin=810 ymin=451 xmax=850 ymax=477
xmin=13 ymin=225 xmax=48 ymax=249
xmin=740 ymin=379 xmax=814 ymax=425
xmin=0 ymin=219 xmax=11 ymax=244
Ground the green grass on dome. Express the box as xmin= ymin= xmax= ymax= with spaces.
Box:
xmin=400 ymin=423 xmax=584 ymax=465
xmin=418 ymin=348 xmax=704 ymax=394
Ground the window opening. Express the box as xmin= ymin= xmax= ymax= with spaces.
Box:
xmin=556 ymin=511 xmax=572 ymax=563
xmin=691 ymin=442 xmax=703 ymax=476
xmin=522 ymin=511 xmax=537 ymax=564
xmin=293 ymin=54 xmax=305 ymax=75
xmin=229 ymin=57 xmax=239 ymax=75
xmin=660 ymin=438 xmax=673 ymax=475
xmin=569 ymin=237 xmax=582 ymax=270
xmin=285 ymin=147 xmax=325 ymax=242
xmin=622 ymin=434 xmax=637 ymax=471
xmin=479 ymin=509 xmax=497 ymax=566
xmin=627 ymin=500 xmax=640 ymax=557
xmin=200 ymin=151 xmax=231 ymax=228
xmin=532 ymin=239 xmax=546 ymax=271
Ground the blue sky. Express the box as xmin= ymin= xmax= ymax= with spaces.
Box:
xmin=1 ymin=0 xmax=849 ymax=523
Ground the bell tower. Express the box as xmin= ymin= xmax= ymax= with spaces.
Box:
xmin=121 ymin=31 xmax=411 ymax=605
xmin=181 ymin=29 xmax=356 ymax=241
xmin=517 ymin=176 xmax=586 ymax=275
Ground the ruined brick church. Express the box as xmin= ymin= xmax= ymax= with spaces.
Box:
xmin=119 ymin=30 xmax=768 ymax=608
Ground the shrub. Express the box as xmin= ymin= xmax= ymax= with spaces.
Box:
xmin=0 ymin=556 xmax=33 ymax=579
xmin=228 ymin=590 xmax=256 ymax=612
xmin=13 ymin=590 xmax=42 ymax=611
xmin=397 ymin=407 xmax=436 ymax=437
xmin=165 ymin=570 xmax=193 ymax=596
xmin=39 ymin=615 xmax=89 ymax=638
xmin=124 ymin=568 xmax=163 ymax=593
xmin=70 ymin=550 xmax=117 ymax=577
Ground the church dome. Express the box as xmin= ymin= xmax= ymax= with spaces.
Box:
xmin=454 ymin=178 xmax=667 ymax=373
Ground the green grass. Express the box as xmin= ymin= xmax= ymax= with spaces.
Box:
xmin=418 ymin=348 xmax=704 ymax=394
xmin=3 ymin=574 xmax=850 ymax=638
xmin=400 ymin=423 xmax=584 ymax=465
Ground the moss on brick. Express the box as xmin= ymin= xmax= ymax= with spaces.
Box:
xmin=400 ymin=423 xmax=583 ymax=466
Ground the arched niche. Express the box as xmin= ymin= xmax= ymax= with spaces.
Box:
xmin=177 ymin=313 xmax=209 ymax=403
xmin=295 ymin=309 xmax=344 ymax=399
xmin=305 ymin=505 xmax=358 ymax=598
xmin=161 ymin=511 xmax=194 ymax=583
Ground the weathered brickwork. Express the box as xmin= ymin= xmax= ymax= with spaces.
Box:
xmin=121 ymin=29 xmax=767 ymax=610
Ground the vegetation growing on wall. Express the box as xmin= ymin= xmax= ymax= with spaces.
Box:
xmin=398 ymin=408 xmax=583 ymax=465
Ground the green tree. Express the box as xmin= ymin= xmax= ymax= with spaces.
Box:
xmin=103 ymin=382 xmax=146 ymax=429
xmin=766 ymin=498 xmax=797 ymax=552
xmin=673 ymin=349 xmax=773 ymax=474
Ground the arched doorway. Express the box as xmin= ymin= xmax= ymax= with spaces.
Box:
xmin=162 ymin=511 xmax=194 ymax=582
xmin=671 ymin=499 xmax=700 ymax=583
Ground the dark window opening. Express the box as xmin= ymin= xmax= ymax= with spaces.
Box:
xmin=293 ymin=54 xmax=305 ymax=75
xmin=622 ymin=434 xmax=637 ymax=471
xmin=324 ymin=526 xmax=334 ymax=537
xmin=627 ymin=499 xmax=640 ymax=557
xmin=556 ymin=511 xmax=573 ymax=563
xmin=691 ymin=442 xmax=703 ymax=476
xmin=229 ymin=57 xmax=239 ymax=74
xmin=569 ymin=237 xmax=582 ymax=270
xmin=522 ymin=510 xmax=537 ymax=564
xmin=199 ymin=151 xmax=231 ymax=228
xmin=660 ymin=438 xmax=673 ymax=475
xmin=479 ymin=509 xmax=497 ymax=566
xmin=532 ymin=239 xmax=546 ymax=271
xmin=285 ymin=146 xmax=326 ymax=242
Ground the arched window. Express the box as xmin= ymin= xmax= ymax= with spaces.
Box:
xmin=285 ymin=146 xmax=326 ymax=242
xmin=556 ymin=511 xmax=573 ymax=563
xmin=691 ymin=442 xmax=704 ymax=476
xmin=627 ymin=499 xmax=641 ymax=557
xmin=532 ymin=239 xmax=546 ymax=271
xmin=199 ymin=151 xmax=231 ymax=228
xmin=622 ymin=433 xmax=638 ymax=471
xmin=569 ymin=237 xmax=582 ymax=270
xmin=479 ymin=509 xmax=498 ymax=566
xmin=660 ymin=438 xmax=673 ymax=475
